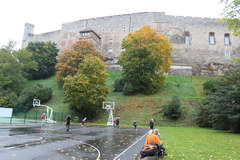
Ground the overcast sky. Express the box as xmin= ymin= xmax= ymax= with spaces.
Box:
xmin=0 ymin=0 xmax=225 ymax=49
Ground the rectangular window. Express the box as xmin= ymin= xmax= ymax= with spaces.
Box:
xmin=184 ymin=31 xmax=190 ymax=45
xmin=224 ymin=33 xmax=231 ymax=45
xmin=81 ymin=32 xmax=90 ymax=37
xmin=109 ymin=39 xmax=113 ymax=44
xmin=209 ymin=32 xmax=215 ymax=45
xmin=225 ymin=51 xmax=231 ymax=59
xmin=108 ymin=48 xmax=113 ymax=53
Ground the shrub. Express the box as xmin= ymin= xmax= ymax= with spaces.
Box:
xmin=164 ymin=96 xmax=182 ymax=120
xmin=123 ymin=82 xmax=135 ymax=95
xmin=17 ymin=84 xmax=52 ymax=109
xmin=113 ymin=79 xmax=125 ymax=92
xmin=0 ymin=89 xmax=18 ymax=108
xmin=203 ymin=80 xmax=222 ymax=94
xmin=195 ymin=103 xmax=212 ymax=128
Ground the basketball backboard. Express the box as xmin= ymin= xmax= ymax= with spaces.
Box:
xmin=33 ymin=98 xmax=41 ymax=107
xmin=102 ymin=101 xmax=115 ymax=110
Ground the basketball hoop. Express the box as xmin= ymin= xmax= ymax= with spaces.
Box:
xmin=33 ymin=98 xmax=40 ymax=107
xmin=102 ymin=101 xmax=115 ymax=126
xmin=32 ymin=98 xmax=55 ymax=123
xmin=102 ymin=102 xmax=115 ymax=110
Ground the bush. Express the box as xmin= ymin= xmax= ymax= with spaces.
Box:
xmin=164 ymin=96 xmax=182 ymax=120
xmin=195 ymin=103 xmax=212 ymax=128
xmin=17 ymin=84 xmax=52 ymax=109
xmin=113 ymin=79 xmax=125 ymax=92
xmin=203 ymin=80 xmax=222 ymax=94
xmin=0 ymin=89 xmax=18 ymax=108
xmin=123 ymin=82 xmax=135 ymax=95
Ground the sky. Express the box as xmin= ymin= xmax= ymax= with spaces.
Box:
xmin=0 ymin=0 xmax=225 ymax=49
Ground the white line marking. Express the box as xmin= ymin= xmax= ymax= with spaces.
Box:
xmin=75 ymin=140 xmax=101 ymax=160
xmin=113 ymin=131 xmax=148 ymax=160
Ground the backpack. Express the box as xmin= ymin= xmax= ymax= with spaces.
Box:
xmin=140 ymin=144 xmax=158 ymax=158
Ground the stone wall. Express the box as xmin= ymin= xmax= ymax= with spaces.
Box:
xmin=22 ymin=12 xmax=240 ymax=76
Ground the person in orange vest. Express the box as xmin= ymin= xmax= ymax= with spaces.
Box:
xmin=145 ymin=130 xmax=162 ymax=146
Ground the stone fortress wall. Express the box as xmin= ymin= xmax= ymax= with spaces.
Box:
xmin=22 ymin=12 xmax=240 ymax=76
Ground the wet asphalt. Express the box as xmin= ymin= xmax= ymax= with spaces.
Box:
xmin=0 ymin=124 xmax=149 ymax=160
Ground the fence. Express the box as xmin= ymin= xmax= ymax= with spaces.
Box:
xmin=0 ymin=108 xmax=83 ymax=125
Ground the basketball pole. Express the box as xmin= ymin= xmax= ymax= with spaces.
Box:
xmin=103 ymin=101 xmax=115 ymax=126
xmin=107 ymin=109 xmax=114 ymax=126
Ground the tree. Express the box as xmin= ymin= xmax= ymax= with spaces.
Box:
xmin=26 ymin=41 xmax=59 ymax=79
xmin=17 ymin=84 xmax=52 ymax=110
xmin=198 ymin=68 xmax=240 ymax=132
xmin=221 ymin=0 xmax=240 ymax=36
xmin=164 ymin=96 xmax=182 ymax=120
xmin=55 ymin=40 xmax=104 ymax=87
xmin=0 ymin=41 xmax=37 ymax=94
xmin=63 ymin=56 xmax=110 ymax=118
xmin=117 ymin=26 xmax=172 ymax=95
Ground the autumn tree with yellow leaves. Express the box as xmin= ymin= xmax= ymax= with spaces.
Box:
xmin=55 ymin=40 xmax=104 ymax=87
xmin=116 ymin=26 xmax=172 ymax=95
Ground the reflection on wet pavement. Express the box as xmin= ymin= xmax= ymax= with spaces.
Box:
xmin=0 ymin=124 xmax=149 ymax=160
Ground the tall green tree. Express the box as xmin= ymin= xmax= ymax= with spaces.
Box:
xmin=198 ymin=68 xmax=240 ymax=132
xmin=55 ymin=40 xmax=104 ymax=87
xmin=0 ymin=41 xmax=37 ymax=94
xmin=26 ymin=41 xmax=59 ymax=79
xmin=117 ymin=26 xmax=172 ymax=95
xmin=63 ymin=56 xmax=110 ymax=118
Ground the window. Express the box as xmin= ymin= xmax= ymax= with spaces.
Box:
xmin=109 ymin=39 xmax=113 ymax=44
xmin=224 ymin=33 xmax=231 ymax=45
xmin=123 ymin=26 xmax=126 ymax=32
xmin=81 ymin=32 xmax=89 ymax=37
xmin=108 ymin=48 xmax=113 ymax=53
xmin=209 ymin=32 xmax=216 ymax=45
xmin=225 ymin=51 xmax=231 ymax=59
xmin=184 ymin=31 xmax=190 ymax=45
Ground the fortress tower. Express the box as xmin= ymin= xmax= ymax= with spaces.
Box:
xmin=22 ymin=23 xmax=34 ymax=48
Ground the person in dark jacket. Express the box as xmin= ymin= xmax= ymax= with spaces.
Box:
xmin=116 ymin=117 xmax=120 ymax=128
xmin=150 ymin=118 xmax=154 ymax=130
xmin=133 ymin=120 xmax=137 ymax=130
xmin=66 ymin=115 xmax=71 ymax=131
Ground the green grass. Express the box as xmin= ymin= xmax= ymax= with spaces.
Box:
xmin=24 ymin=72 xmax=216 ymax=126
xmin=158 ymin=127 xmax=240 ymax=160
xmin=189 ymin=76 xmax=220 ymax=97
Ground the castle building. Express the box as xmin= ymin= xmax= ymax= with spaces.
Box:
xmin=22 ymin=12 xmax=240 ymax=76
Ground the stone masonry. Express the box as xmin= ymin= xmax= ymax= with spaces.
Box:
xmin=22 ymin=12 xmax=240 ymax=76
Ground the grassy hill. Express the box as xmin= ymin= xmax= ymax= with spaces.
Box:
xmin=26 ymin=71 xmax=219 ymax=126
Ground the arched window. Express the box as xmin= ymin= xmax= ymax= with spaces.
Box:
xmin=209 ymin=32 xmax=216 ymax=45
xmin=184 ymin=31 xmax=190 ymax=45
xmin=224 ymin=33 xmax=231 ymax=45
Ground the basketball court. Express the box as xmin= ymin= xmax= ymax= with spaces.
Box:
xmin=0 ymin=124 xmax=149 ymax=160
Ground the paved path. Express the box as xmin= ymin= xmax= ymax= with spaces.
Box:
xmin=0 ymin=124 xmax=149 ymax=160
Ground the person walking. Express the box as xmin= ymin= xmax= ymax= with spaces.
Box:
xmin=66 ymin=115 xmax=71 ymax=131
xmin=41 ymin=113 xmax=46 ymax=126
xmin=150 ymin=118 xmax=154 ymax=130
xmin=116 ymin=117 xmax=120 ymax=128
xmin=133 ymin=120 xmax=137 ymax=130
xmin=81 ymin=117 xmax=87 ymax=126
